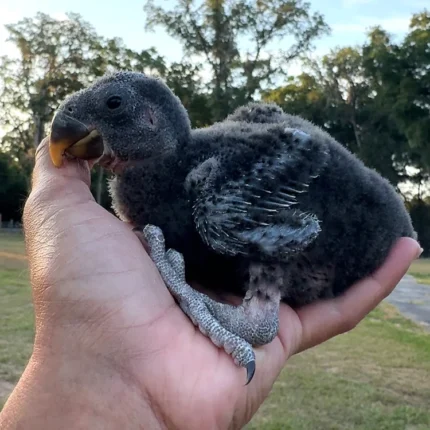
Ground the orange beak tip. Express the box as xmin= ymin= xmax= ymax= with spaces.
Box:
xmin=49 ymin=141 xmax=69 ymax=168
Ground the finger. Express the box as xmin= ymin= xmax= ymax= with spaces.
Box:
xmin=295 ymin=237 xmax=421 ymax=354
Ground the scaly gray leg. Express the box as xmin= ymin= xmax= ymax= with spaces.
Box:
xmin=142 ymin=225 xmax=257 ymax=384
xmin=164 ymin=248 xmax=280 ymax=348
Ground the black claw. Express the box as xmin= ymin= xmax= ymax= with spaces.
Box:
xmin=245 ymin=361 xmax=256 ymax=385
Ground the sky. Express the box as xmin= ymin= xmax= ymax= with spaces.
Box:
xmin=0 ymin=0 xmax=428 ymax=66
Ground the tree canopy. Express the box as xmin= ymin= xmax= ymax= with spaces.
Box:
xmin=0 ymin=6 xmax=429 ymax=250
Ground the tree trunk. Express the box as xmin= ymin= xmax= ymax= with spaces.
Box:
xmin=33 ymin=115 xmax=45 ymax=148
xmin=32 ymin=87 xmax=48 ymax=148
xmin=351 ymin=115 xmax=362 ymax=150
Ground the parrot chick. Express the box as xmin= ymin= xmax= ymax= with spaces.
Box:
xmin=48 ymin=71 xmax=417 ymax=384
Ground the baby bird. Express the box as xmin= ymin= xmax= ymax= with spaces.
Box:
xmin=48 ymin=71 xmax=417 ymax=384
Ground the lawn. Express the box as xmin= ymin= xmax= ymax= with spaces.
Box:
xmin=0 ymin=231 xmax=33 ymax=409
xmin=247 ymin=304 xmax=430 ymax=429
xmin=1 ymin=230 xmax=430 ymax=429
xmin=408 ymin=259 xmax=430 ymax=286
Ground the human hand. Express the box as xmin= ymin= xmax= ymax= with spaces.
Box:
xmin=0 ymin=137 xmax=421 ymax=430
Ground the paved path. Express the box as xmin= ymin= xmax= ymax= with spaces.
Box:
xmin=386 ymin=274 xmax=430 ymax=330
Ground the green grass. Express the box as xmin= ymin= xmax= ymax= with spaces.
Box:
xmin=247 ymin=305 xmax=430 ymax=429
xmin=0 ymin=231 xmax=34 ymax=409
xmin=1 ymin=231 xmax=430 ymax=428
xmin=408 ymin=259 xmax=430 ymax=285
xmin=0 ymin=231 xmax=25 ymax=254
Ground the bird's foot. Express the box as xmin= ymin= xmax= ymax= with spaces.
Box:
xmin=141 ymin=225 xmax=256 ymax=384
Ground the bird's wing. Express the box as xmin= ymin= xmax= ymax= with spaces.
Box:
xmin=188 ymin=124 xmax=330 ymax=261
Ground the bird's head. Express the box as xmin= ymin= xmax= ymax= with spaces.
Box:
xmin=48 ymin=71 xmax=191 ymax=174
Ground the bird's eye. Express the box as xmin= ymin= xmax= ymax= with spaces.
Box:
xmin=106 ymin=95 xmax=122 ymax=110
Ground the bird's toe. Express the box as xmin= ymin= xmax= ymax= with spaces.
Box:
xmin=143 ymin=224 xmax=165 ymax=244
xmin=165 ymin=248 xmax=185 ymax=279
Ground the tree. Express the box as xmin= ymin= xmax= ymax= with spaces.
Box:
xmin=264 ymin=10 xmax=430 ymax=190
xmin=361 ymin=14 xmax=430 ymax=184
xmin=1 ymin=13 xmax=101 ymax=155
xmin=0 ymin=151 xmax=28 ymax=222
xmin=0 ymin=12 xmax=165 ymax=206
xmin=263 ymin=47 xmax=408 ymax=186
xmin=363 ymin=12 xmax=430 ymax=166
xmin=164 ymin=62 xmax=212 ymax=127
xmin=144 ymin=0 xmax=329 ymax=121
xmin=263 ymin=72 xmax=331 ymax=126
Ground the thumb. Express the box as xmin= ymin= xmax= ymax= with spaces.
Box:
xmin=30 ymin=136 xmax=94 ymax=199
xmin=23 ymin=137 xmax=99 ymax=264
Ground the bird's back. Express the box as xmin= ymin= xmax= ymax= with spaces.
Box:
xmin=297 ymin=138 xmax=416 ymax=299
xmin=184 ymin=105 xmax=416 ymax=305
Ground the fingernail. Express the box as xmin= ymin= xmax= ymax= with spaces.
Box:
xmin=415 ymin=247 xmax=424 ymax=259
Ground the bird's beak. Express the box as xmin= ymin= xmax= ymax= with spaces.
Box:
xmin=49 ymin=111 xmax=104 ymax=167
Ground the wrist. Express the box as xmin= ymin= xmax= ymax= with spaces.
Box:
xmin=0 ymin=347 xmax=165 ymax=429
